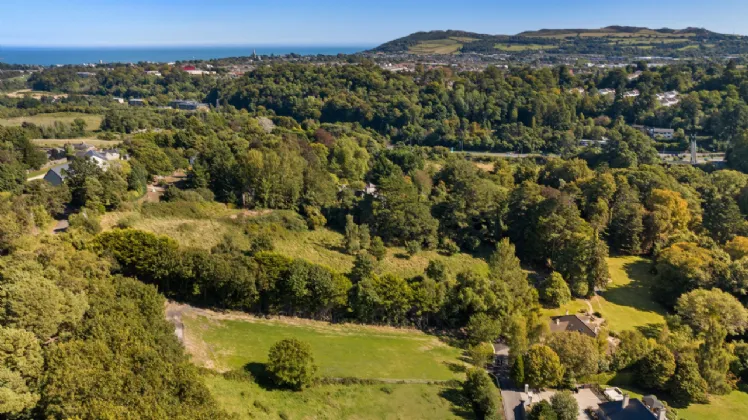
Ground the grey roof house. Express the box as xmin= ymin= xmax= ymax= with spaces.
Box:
xmin=597 ymin=394 xmax=666 ymax=420
xmin=43 ymin=164 xmax=70 ymax=186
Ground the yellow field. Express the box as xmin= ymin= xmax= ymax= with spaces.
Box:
xmin=0 ymin=112 xmax=103 ymax=128
xmin=409 ymin=39 xmax=463 ymax=54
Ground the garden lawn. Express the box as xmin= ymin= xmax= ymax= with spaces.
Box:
xmin=595 ymin=256 xmax=667 ymax=332
xmin=204 ymin=375 xmax=474 ymax=420
xmin=541 ymin=257 xmax=667 ymax=333
xmin=183 ymin=314 xmax=465 ymax=381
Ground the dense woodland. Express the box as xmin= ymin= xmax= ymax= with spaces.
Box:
xmin=4 ymin=60 xmax=748 ymax=417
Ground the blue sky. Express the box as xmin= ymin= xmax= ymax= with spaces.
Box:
xmin=2 ymin=0 xmax=748 ymax=47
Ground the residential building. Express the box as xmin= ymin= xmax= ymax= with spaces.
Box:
xmin=649 ymin=127 xmax=674 ymax=139
xmin=549 ymin=313 xmax=601 ymax=338
xmin=597 ymin=394 xmax=666 ymax=420
xmin=169 ymin=100 xmax=210 ymax=111
xmin=579 ymin=138 xmax=609 ymax=147
xmin=43 ymin=164 xmax=69 ymax=186
xmin=145 ymin=70 xmax=162 ymax=77
xmin=627 ymin=71 xmax=643 ymax=81
xmin=76 ymin=71 xmax=96 ymax=78
xmin=599 ymin=88 xmax=616 ymax=96
xmin=129 ymin=98 xmax=145 ymax=107
xmin=569 ymin=87 xmax=585 ymax=95
xmin=112 ymin=97 xmax=125 ymax=104
xmin=624 ymin=89 xmax=640 ymax=98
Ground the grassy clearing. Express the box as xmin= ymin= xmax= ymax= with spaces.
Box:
xmin=273 ymin=228 xmax=489 ymax=279
xmin=204 ymin=374 xmax=473 ymax=420
xmin=31 ymin=138 xmax=118 ymax=147
xmin=541 ymin=257 xmax=666 ymax=333
xmin=494 ymin=44 xmax=558 ymax=51
xmin=3 ymin=89 xmax=67 ymax=99
xmin=184 ymin=313 xmax=465 ymax=380
xmin=0 ymin=112 xmax=102 ymax=128
xmin=102 ymin=214 xmax=233 ymax=249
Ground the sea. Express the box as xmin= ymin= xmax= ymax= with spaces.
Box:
xmin=0 ymin=45 xmax=373 ymax=66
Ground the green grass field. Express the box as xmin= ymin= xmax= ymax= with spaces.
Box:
xmin=542 ymin=257 xmax=667 ymax=333
xmin=0 ymin=112 xmax=103 ymax=128
xmin=204 ymin=375 xmax=473 ymax=420
xmin=184 ymin=313 xmax=465 ymax=380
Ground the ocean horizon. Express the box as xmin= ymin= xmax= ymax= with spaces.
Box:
xmin=0 ymin=45 xmax=373 ymax=66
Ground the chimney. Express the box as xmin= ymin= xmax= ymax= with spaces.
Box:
xmin=555 ymin=318 xmax=560 ymax=325
xmin=622 ymin=394 xmax=630 ymax=409
xmin=525 ymin=384 xmax=529 ymax=393
xmin=657 ymin=408 xmax=666 ymax=420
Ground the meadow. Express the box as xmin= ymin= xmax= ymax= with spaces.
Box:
xmin=183 ymin=311 xmax=465 ymax=380
xmin=0 ymin=112 xmax=102 ymax=128
xmin=181 ymin=308 xmax=481 ymax=419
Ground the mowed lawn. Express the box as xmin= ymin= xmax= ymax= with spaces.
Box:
xmin=0 ymin=112 xmax=103 ymax=128
xmin=541 ymin=257 xmax=667 ymax=333
xmin=596 ymin=256 xmax=667 ymax=332
xmin=184 ymin=314 xmax=465 ymax=381
xmin=204 ymin=375 xmax=473 ymax=420
xmin=273 ymin=228 xmax=489 ymax=279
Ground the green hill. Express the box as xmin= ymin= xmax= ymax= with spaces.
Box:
xmin=372 ymin=26 xmax=747 ymax=56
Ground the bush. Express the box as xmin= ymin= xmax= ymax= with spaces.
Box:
xmin=440 ymin=237 xmax=460 ymax=255
xmin=370 ymin=236 xmax=387 ymax=260
xmin=463 ymin=368 xmax=500 ymax=420
xmin=405 ymin=240 xmax=421 ymax=257
xmin=267 ymin=338 xmax=317 ymax=390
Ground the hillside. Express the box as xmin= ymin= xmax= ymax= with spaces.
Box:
xmin=372 ymin=26 xmax=748 ymax=56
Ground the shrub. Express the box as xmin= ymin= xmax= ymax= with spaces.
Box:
xmin=267 ymin=338 xmax=317 ymax=390
xmin=405 ymin=240 xmax=421 ymax=257
xmin=467 ymin=343 xmax=496 ymax=368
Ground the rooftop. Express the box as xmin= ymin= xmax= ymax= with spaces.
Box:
xmin=549 ymin=313 xmax=601 ymax=337
xmin=598 ymin=398 xmax=657 ymax=420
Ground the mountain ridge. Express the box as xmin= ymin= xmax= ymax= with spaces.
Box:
xmin=371 ymin=26 xmax=745 ymax=56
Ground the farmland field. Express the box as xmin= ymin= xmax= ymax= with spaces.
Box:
xmin=409 ymin=39 xmax=464 ymax=54
xmin=0 ymin=112 xmax=103 ymax=128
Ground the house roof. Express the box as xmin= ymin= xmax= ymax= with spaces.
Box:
xmin=598 ymin=399 xmax=656 ymax=420
xmin=642 ymin=396 xmax=664 ymax=411
xmin=84 ymin=150 xmax=108 ymax=160
xmin=549 ymin=314 xmax=599 ymax=337
xmin=47 ymin=164 xmax=69 ymax=178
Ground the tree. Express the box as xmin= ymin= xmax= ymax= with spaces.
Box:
xmin=463 ymin=368 xmax=500 ymax=420
xmin=612 ymin=330 xmax=650 ymax=370
xmin=369 ymin=236 xmax=386 ymax=260
xmin=546 ymin=332 xmax=599 ymax=379
xmin=465 ymin=313 xmax=502 ymax=345
xmin=550 ymin=390 xmax=579 ymax=420
xmin=0 ymin=327 xmax=43 ymax=416
xmin=675 ymin=288 xmax=748 ymax=335
xmin=608 ymin=181 xmax=644 ymax=255
xmin=541 ymin=272 xmax=572 ymax=308
xmin=511 ymin=354 xmax=525 ymax=386
xmin=698 ymin=319 xmax=734 ymax=395
xmin=527 ymin=400 xmax=557 ymax=420
xmin=725 ymin=236 xmax=748 ymax=260
xmin=525 ymin=345 xmax=564 ymax=389
xmin=467 ymin=342 xmax=496 ymax=368
xmin=350 ymin=252 xmax=375 ymax=283
xmin=638 ymin=344 xmax=675 ymax=390
xmin=266 ymin=338 xmax=317 ymax=390
xmin=670 ymin=356 xmax=709 ymax=406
